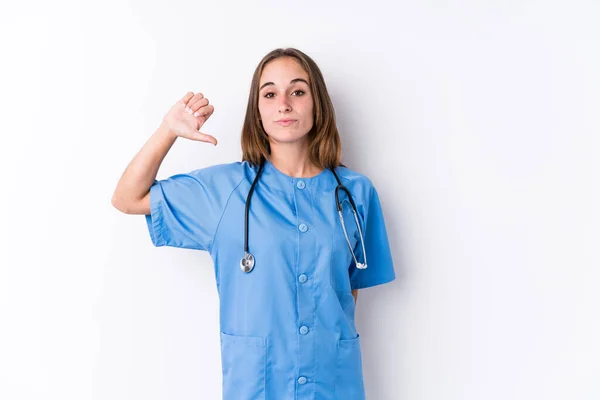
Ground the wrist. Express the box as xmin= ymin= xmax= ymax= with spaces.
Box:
xmin=157 ymin=120 xmax=177 ymax=141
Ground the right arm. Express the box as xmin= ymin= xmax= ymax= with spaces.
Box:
xmin=111 ymin=91 xmax=217 ymax=215
xmin=111 ymin=122 xmax=177 ymax=215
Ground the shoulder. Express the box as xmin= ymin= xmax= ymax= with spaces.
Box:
xmin=185 ymin=160 xmax=256 ymax=187
xmin=159 ymin=161 xmax=256 ymax=200
xmin=333 ymin=164 xmax=377 ymax=201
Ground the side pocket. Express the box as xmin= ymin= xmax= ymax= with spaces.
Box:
xmin=220 ymin=332 xmax=267 ymax=400
xmin=335 ymin=334 xmax=366 ymax=400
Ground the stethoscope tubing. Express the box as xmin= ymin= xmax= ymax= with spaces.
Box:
xmin=240 ymin=159 xmax=367 ymax=273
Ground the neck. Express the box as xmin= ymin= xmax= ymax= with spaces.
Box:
xmin=268 ymin=140 xmax=323 ymax=178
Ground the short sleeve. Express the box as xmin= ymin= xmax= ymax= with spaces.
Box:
xmin=349 ymin=184 xmax=396 ymax=290
xmin=144 ymin=165 xmax=242 ymax=251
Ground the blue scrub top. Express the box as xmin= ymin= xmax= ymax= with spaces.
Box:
xmin=145 ymin=159 xmax=395 ymax=400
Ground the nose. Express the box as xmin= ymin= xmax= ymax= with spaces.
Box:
xmin=278 ymin=96 xmax=292 ymax=113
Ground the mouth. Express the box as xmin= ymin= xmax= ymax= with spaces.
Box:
xmin=275 ymin=119 xmax=297 ymax=126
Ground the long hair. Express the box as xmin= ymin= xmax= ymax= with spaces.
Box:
xmin=241 ymin=48 xmax=343 ymax=169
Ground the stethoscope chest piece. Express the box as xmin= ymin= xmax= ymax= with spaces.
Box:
xmin=240 ymin=252 xmax=255 ymax=273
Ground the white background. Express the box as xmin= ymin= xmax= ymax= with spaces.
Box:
xmin=0 ymin=1 xmax=598 ymax=399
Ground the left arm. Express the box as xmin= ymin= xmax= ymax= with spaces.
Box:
xmin=352 ymin=289 xmax=358 ymax=304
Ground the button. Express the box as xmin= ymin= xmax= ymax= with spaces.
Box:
xmin=298 ymin=274 xmax=307 ymax=283
xmin=296 ymin=180 xmax=306 ymax=189
xmin=299 ymin=326 xmax=309 ymax=335
xmin=298 ymin=223 xmax=308 ymax=232
xmin=297 ymin=376 xmax=307 ymax=385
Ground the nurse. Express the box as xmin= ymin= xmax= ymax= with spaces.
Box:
xmin=112 ymin=47 xmax=396 ymax=400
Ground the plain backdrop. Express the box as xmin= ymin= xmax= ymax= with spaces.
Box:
xmin=0 ymin=1 xmax=598 ymax=399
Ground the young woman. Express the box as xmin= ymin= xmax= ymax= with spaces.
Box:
xmin=112 ymin=47 xmax=395 ymax=400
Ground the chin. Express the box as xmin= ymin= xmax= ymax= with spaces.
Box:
xmin=266 ymin=128 xmax=311 ymax=145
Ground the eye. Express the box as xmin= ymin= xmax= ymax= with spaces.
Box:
xmin=263 ymin=90 xmax=306 ymax=99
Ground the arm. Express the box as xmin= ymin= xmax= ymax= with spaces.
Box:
xmin=352 ymin=289 xmax=358 ymax=304
xmin=111 ymin=91 xmax=216 ymax=215
xmin=111 ymin=122 xmax=177 ymax=215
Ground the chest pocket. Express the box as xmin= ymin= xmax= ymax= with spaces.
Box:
xmin=330 ymin=198 xmax=362 ymax=292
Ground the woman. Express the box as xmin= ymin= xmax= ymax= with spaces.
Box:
xmin=112 ymin=47 xmax=395 ymax=400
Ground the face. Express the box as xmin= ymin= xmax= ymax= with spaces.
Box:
xmin=258 ymin=57 xmax=314 ymax=145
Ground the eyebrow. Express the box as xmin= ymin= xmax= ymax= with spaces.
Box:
xmin=259 ymin=78 xmax=309 ymax=92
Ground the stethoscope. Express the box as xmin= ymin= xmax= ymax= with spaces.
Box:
xmin=240 ymin=159 xmax=368 ymax=273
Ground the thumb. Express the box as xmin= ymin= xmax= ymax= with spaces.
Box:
xmin=196 ymin=131 xmax=218 ymax=146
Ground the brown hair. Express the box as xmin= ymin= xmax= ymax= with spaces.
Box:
xmin=241 ymin=48 xmax=342 ymax=169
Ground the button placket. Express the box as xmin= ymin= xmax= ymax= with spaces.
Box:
xmin=294 ymin=178 xmax=315 ymax=393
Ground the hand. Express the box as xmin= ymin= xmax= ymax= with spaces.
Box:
xmin=162 ymin=92 xmax=217 ymax=145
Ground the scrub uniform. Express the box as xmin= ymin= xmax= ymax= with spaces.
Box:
xmin=145 ymin=159 xmax=395 ymax=400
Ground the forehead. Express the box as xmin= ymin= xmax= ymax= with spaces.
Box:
xmin=259 ymin=57 xmax=309 ymax=84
